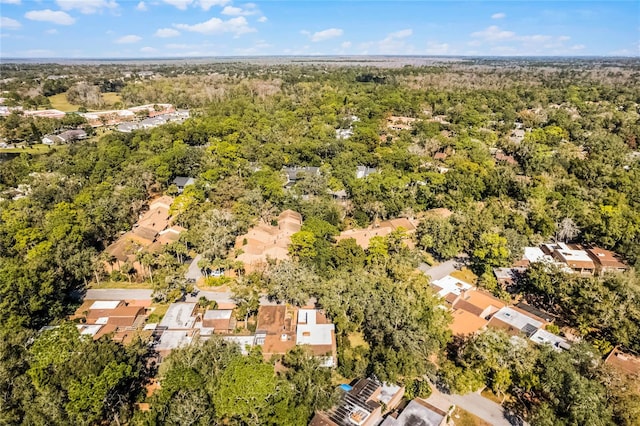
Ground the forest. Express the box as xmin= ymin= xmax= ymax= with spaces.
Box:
xmin=1 ymin=58 xmax=639 ymax=425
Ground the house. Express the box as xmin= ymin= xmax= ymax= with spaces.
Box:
xmin=542 ymin=242 xmax=596 ymax=274
xmin=234 ymin=210 xmax=303 ymax=273
xmin=255 ymin=305 xmax=297 ymax=359
xmin=58 ymin=129 xmax=87 ymax=143
xmin=296 ymin=309 xmax=337 ymax=367
xmin=447 ymin=289 xmax=506 ymax=336
xmin=335 ymin=217 xmax=418 ymax=250
xmin=431 ymin=275 xmax=474 ymax=300
xmin=529 ymin=329 xmax=570 ymax=351
xmin=433 ymin=152 xmax=448 ymax=161
xmin=73 ymin=300 xmax=147 ymax=340
xmin=604 ymin=348 xmax=640 ymax=377
xmin=42 ymin=134 xmax=62 ymax=145
xmin=202 ymin=309 xmax=235 ymax=334
xmin=381 ymin=399 xmax=448 ymax=426
xmin=493 ymin=267 xmax=526 ymax=287
xmin=487 ymin=306 xmax=546 ymax=337
xmin=159 ymin=303 xmax=198 ymax=330
xmin=253 ymin=306 xmax=337 ymax=365
xmin=387 ymin=115 xmax=417 ymax=131
xmin=494 ymin=150 xmax=518 ymax=165
xmin=356 ymin=166 xmax=377 ymax=179
xmin=310 ymin=378 xmax=404 ymax=426
xmin=172 ymin=176 xmax=195 ymax=193
xmin=24 ymin=109 xmax=66 ymax=119
xmin=104 ymin=196 xmax=182 ymax=275
xmin=282 ymin=166 xmax=321 ymax=188
xmin=586 ymin=247 xmax=628 ymax=274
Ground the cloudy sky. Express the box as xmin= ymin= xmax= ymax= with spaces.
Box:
xmin=0 ymin=0 xmax=638 ymax=58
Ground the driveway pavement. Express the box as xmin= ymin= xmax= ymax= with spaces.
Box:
xmin=85 ymin=289 xmax=153 ymax=300
xmin=419 ymin=259 xmax=460 ymax=280
xmin=426 ymin=387 xmax=526 ymax=426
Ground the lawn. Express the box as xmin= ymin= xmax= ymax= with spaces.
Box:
xmin=347 ymin=331 xmax=369 ymax=349
xmin=450 ymin=268 xmax=478 ymax=285
xmin=147 ymin=304 xmax=170 ymax=323
xmin=48 ymin=93 xmax=80 ymax=112
xmin=0 ymin=144 xmax=58 ymax=154
xmin=450 ymin=407 xmax=492 ymax=426
xmin=48 ymin=92 xmax=122 ymax=112
xmin=102 ymin=92 xmax=122 ymax=106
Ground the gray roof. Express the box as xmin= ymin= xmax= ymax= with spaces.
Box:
xmin=282 ymin=166 xmax=321 ymax=182
xmin=381 ymin=399 xmax=446 ymax=426
xmin=173 ymin=176 xmax=195 ymax=187
xmin=356 ymin=166 xmax=377 ymax=179
xmin=204 ymin=309 xmax=233 ymax=320
xmin=159 ymin=303 xmax=197 ymax=329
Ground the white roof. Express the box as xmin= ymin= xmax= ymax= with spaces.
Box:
xmin=296 ymin=310 xmax=334 ymax=346
xmin=159 ymin=303 xmax=197 ymax=329
xmin=204 ymin=309 xmax=232 ymax=320
xmin=551 ymin=243 xmax=593 ymax=263
xmin=77 ymin=324 xmax=103 ymax=337
xmin=432 ymin=275 xmax=473 ymax=297
xmin=378 ymin=382 xmax=402 ymax=405
xmin=143 ymin=323 xmax=158 ymax=331
xmin=529 ymin=329 xmax=568 ymax=351
xmin=493 ymin=307 xmax=543 ymax=332
xmin=380 ymin=399 xmax=446 ymax=426
xmin=95 ymin=317 xmax=109 ymax=325
xmin=298 ymin=309 xmax=317 ymax=325
xmin=156 ymin=330 xmax=194 ymax=350
xmin=523 ymin=247 xmax=549 ymax=263
xmin=89 ymin=300 xmax=121 ymax=310
xmin=223 ymin=335 xmax=255 ymax=355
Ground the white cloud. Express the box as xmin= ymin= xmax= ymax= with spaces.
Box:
xmin=309 ymin=28 xmax=343 ymax=42
xmin=174 ymin=16 xmax=255 ymax=36
xmin=0 ymin=17 xmax=21 ymax=29
xmin=558 ymin=35 xmax=571 ymax=42
xmin=386 ymin=29 xmax=413 ymax=39
xmin=378 ymin=28 xmax=413 ymax=53
xmin=222 ymin=5 xmax=257 ymax=16
xmin=471 ymin=25 xmax=515 ymax=42
xmin=425 ymin=41 xmax=449 ymax=55
xmin=136 ymin=1 xmax=147 ymax=11
xmin=140 ymin=46 xmax=158 ymax=53
xmin=491 ymin=12 xmax=506 ymax=19
xmin=56 ymin=0 xmax=118 ymax=14
xmin=0 ymin=0 xmax=21 ymax=4
xmin=199 ymin=0 xmax=229 ymax=10
xmin=25 ymin=9 xmax=76 ymax=25
xmin=116 ymin=34 xmax=142 ymax=43
xmin=570 ymin=44 xmax=585 ymax=51
xmin=341 ymin=41 xmax=351 ymax=49
xmin=162 ymin=0 xmax=192 ymax=10
xmin=257 ymin=16 xmax=267 ymax=23
xmin=155 ymin=28 xmax=180 ymax=37
xmin=166 ymin=43 xmax=196 ymax=49
xmin=46 ymin=28 xmax=59 ymax=34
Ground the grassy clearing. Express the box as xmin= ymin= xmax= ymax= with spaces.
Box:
xmin=450 ymin=407 xmax=492 ymax=426
xmin=0 ymin=144 xmax=58 ymax=154
xmin=102 ymin=92 xmax=122 ymax=106
xmin=48 ymin=93 xmax=80 ymax=112
xmin=450 ymin=268 xmax=477 ymax=285
xmin=480 ymin=389 xmax=504 ymax=404
xmin=347 ymin=331 xmax=369 ymax=349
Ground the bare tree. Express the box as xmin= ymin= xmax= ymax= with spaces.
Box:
xmin=556 ymin=217 xmax=580 ymax=242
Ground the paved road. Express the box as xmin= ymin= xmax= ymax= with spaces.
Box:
xmin=86 ymin=289 xmax=153 ymax=300
xmin=426 ymin=387 xmax=525 ymax=426
xmin=85 ymin=288 xmax=277 ymax=306
xmin=419 ymin=259 xmax=459 ymax=281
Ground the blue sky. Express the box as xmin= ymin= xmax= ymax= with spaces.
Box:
xmin=0 ymin=1 xmax=638 ymax=58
